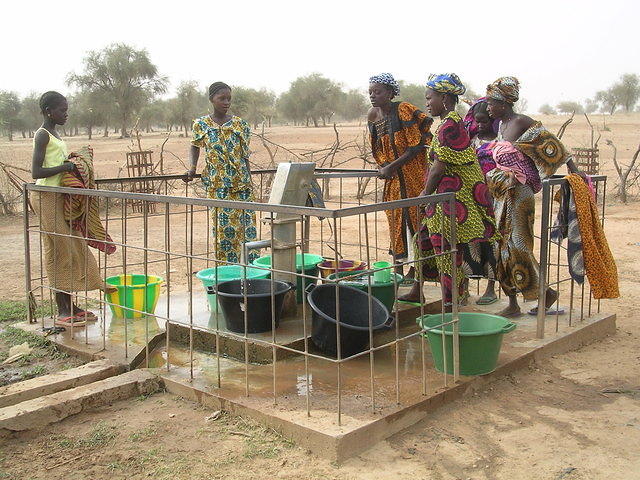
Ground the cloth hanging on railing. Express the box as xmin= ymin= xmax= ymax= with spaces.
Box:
xmin=553 ymin=174 xmax=618 ymax=299
xmin=551 ymin=181 xmax=585 ymax=284
xmin=60 ymin=146 xmax=116 ymax=255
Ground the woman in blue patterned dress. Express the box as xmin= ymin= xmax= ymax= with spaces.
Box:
xmin=185 ymin=82 xmax=258 ymax=264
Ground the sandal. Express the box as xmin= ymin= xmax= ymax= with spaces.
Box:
xmin=74 ymin=310 xmax=98 ymax=321
xmin=528 ymin=307 xmax=565 ymax=316
xmin=476 ymin=295 xmax=498 ymax=305
xmin=55 ymin=315 xmax=87 ymax=328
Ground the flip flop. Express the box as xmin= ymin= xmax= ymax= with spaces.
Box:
xmin=528 ymin=307 xmax=565 ymax=316
xmin=476 ymin=295 xmax=499 ymax=305
xmin=397 ymin=299 xmax=422 ymax=307
xmin=42 ymin=326 xmax=66 ymax=336
xmin=54 ymin=315 xmax=87 ymax=328
xmin=74 ymin=310 xmax=98 ymax=321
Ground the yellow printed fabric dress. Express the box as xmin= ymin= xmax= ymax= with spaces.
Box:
xmin=368 ymin=102 xmax=433 ymax=259
xmin=192 ymin=115 xmax=258 ymax=263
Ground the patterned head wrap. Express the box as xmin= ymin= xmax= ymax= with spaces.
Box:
xmin=369 ymin=73 xmax=400 ymax=96
xmin=486 ymin=76 xmax=520 ymax=104
xmin=426 ymin=73 xmax=466 ymax=96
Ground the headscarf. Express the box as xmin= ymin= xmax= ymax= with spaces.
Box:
xmin=426 ymin=73 xmax=466 ymax=96
xmin=486 ymin=76 xmax=519 ymax=104
xmin=369 ymin=73 xmax=400 ymax=96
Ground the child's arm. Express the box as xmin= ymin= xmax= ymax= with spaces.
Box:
xmin=31 ymin=129 xmax=75 ymax=180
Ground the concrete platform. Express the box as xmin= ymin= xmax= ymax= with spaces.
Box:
xmin=16 ymin=287 xmax=617 ymax=462
xmin=152 ymin=297 xmax=616 ymax=462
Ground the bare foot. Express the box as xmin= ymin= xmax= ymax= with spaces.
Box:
xmin=497 ymin=304 xmax=522 ymax=318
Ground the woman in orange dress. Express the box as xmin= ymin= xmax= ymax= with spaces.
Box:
xmin=367 ymin=73 xmax=433 ymax=276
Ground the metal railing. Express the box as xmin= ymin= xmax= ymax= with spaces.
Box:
xmin=23 ymin=170 xmax=460 ymax=425
xmin=536 ymin=174 xmax=608 ymax=338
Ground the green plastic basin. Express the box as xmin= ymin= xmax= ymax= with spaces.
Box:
xmin=325 ymin=271 xmax=403 ymax=312
xmin=417 ymin=312 xmax=517 ymax=376
xmin=252 ymin=254 xmax=323 ymax=304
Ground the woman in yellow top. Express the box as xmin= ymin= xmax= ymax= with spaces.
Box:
xmin=32 ymin=91 xmax=108 ymax=327
xmin=185 ymin=82 xmax=258 ymax=264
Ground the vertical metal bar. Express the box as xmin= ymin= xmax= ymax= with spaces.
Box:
xmin=333 ymin=216 xmax=342 ymax=426
xmin=555 ymin=215 xmax=561 ymax=333
xmin=449 ymin=195 xmax=459 ymax=382
xmin=271 ymin=216 xmax=277 ymax=405
xmin=390 ymin=208 xmax=400 ymax=404
xmin=189 ymin=204 xmax=194 ymax=381
xmin=440 ymin=199 xmax=447 ymax=388
xmin=363 ymin=213 xmax=375 ymax=412
xmin=214 ymin=206 xmax=221 ymax=388
xmin=122 ymin=198 xmax=128 ymax=358
xmin=83 ymin=195 xmax=89 ymax=346
xmin=37 ymin=192 xmax=48 ymax=328
xmin=102 ymin=196 xmax=109 ymax=351
xmin=143 ymin=201 xmax=149 ymax=368
xmin=417 ymin=201 xmax=427 ymax=396
xmin=165 ymin=201 xmax=171 ymax=372
xmin=300 ymin=214 xmax=311 ymax=417
xmin=243 ymin=207 xmax=250 ymax=398
xmin=537 ymin=180 xmax=551 ymax=339
xmin=23 ymin=186 xmax=32 ymax=324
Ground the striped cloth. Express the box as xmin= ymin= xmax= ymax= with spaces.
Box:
xmin=61 ymin=146 xmax=116 ymax=254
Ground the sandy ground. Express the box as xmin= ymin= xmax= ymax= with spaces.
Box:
xmin=0 ymin=115 xmax=638 ymax=479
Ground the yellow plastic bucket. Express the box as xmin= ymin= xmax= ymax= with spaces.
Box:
xmin=105 ymin=274 xmax=163 ymax=319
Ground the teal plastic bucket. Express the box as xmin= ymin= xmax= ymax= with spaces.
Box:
xmin=417 ymin=312 xmax=516 ymax=376
xmin=196 ymin=266 xmax=269 ymax=312
xmin=252 ymin=253 xmax=323 ymax=304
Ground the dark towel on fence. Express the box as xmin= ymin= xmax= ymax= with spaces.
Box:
xmin=551 ymin=181 xmax=585 ymax=284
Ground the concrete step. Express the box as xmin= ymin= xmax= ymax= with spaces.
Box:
xmin=0 ymin=369 xmax=161 ymax=435
xmin=0 ymin=359 xmax=126 ymax=408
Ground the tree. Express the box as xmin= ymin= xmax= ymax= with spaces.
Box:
xmin=337 ymin=89 xmax=368 ymax=121
xmin=277 ymin=91 xmax=304 ymax=126
xmin=279 ymin=74 xmax=343 ymax=127
xmin=67 ymin=43 xmax=167 ymax=138
xmin=595 ymin=74 xmax=640 ymax=114
xmin=72 ymin=89 xmax=106 ymax=140
xmin=0 ymin=91 xmax=21 ymax=141
xmin=556 ymin=101 xmax=584 ymax=114
xmin=170 ymin=81 xmax=205 ymax=136
xmin=139 ymin=99 xmax=168 ymax=133
xmin=397 ymin=82 xmax=426 ymax=110
xmin=539 ymin=103 xmax=557 ymax=115
xmin=18 ymin=93 xmax=41 ymax=138
xmin=584 ymin=98 xmax=599 ymax=114
xmin=232 ymin=87 xmax=275 ymax=129
xmin=615 ymin=73 xmax=640 ymax=112
xmin=595 ymin=89 xmax=619 ymax=115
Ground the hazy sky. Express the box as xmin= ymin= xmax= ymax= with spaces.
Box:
xmin=3 ymin=0 xmax=639 ymax=112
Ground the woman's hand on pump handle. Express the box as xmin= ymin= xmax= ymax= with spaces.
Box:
xmin=378 ymin=163 xmax=396 ymax=180
xmin=183 ymin=168 xmax=196 ymax=183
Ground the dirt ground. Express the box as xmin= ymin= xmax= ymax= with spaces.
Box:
xmin=0 ymin=116 xmax=639 ymax=479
